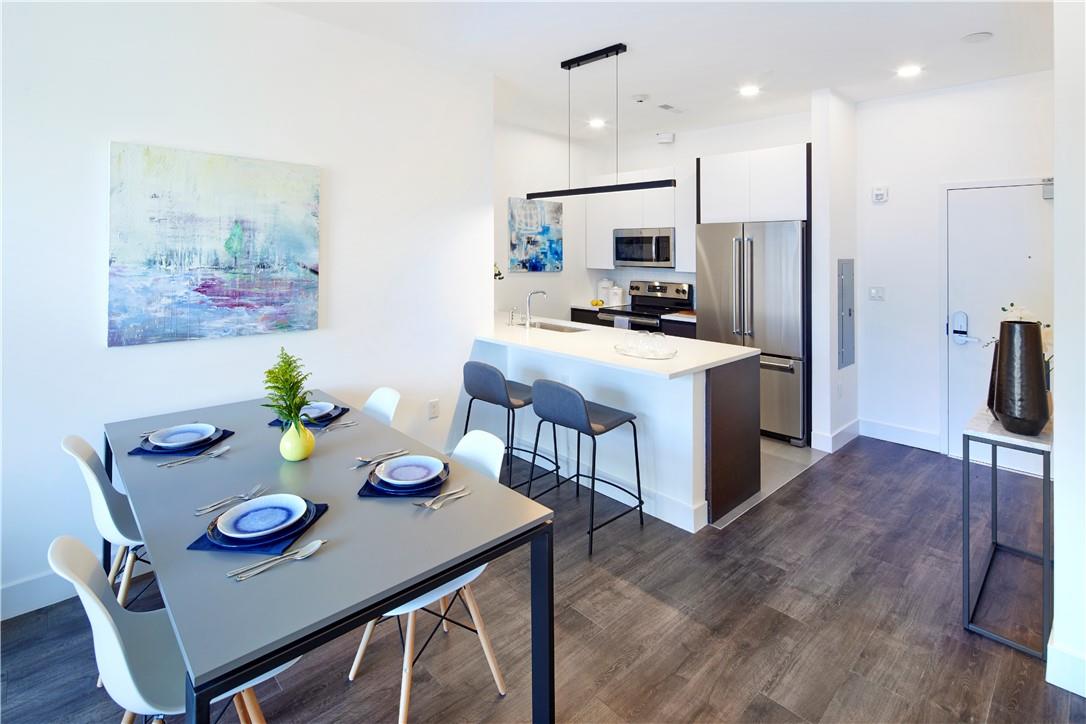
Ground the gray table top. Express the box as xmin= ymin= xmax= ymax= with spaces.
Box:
xmin=105 ymin=391 xmax=553 ymax=687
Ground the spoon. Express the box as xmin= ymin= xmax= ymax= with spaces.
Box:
xmin=233 ymin=539 xmax=326 ymax=581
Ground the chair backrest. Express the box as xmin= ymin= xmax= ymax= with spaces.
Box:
xmin=47 ymin=536 xmax=156 ymax=713
xmin=362 ymin=387 xmax=400 ymax=427
xmin=61 ymin=435 xmax=141 ymax=546
xmin=531 ymin=379 xmax=594 ymax=436
xmin=451 ymin=430 xmax=505 ymax=481
xmin=463 ymin=361 xmax=512 ymax=408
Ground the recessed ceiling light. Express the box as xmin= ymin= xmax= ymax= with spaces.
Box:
xmin=588 ymin=118 xmax=606 ymax=129
xmin=739 ymin=84 xmax=761 ymax=97
xmin=896 ymin=64 xmax=923 ymax=79
xmin=962 ymin=31 xmax=994 ymax=43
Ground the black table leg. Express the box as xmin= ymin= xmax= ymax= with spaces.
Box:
xmin=530 ymin=522 xmax=555 ymax=724
xmin=961 ymin=435 xmax=971 ymax=628
xmin=186 ymin=674 xmax=211 ymax=724
xmin=102 ymin=432 xmax=114 ymax=573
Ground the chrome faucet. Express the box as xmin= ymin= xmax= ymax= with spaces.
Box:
xmin=526 ymin=290 xmax=547 ymax=329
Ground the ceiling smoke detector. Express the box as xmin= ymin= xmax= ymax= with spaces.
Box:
xmin=657 ymin=103 xmax=685 ymax=114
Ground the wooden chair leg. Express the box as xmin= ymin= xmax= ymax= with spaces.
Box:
xmin=398 ymin=612 xmax=417 ymax=724
xmin=116 ymin=550 xmax=138 ymax=608
xmin=150 ymin=719 xmax=165 ymax=724
xmin=240 ymin=688 xmax=267 ymax=724
xmin=233 ymin=692 xmax=252 ymax=724
xmin=106 ymin=546 xmax=127 ymax=588
xmin=120 ymin=712 xmax=136 ymax=724
xmin=348 ymin=619 xmax=377 ymax=681
xmin=439 ymin=596 xmax=450 ymax=633
xmin=460 ymin=584 xmax=506 ymax=695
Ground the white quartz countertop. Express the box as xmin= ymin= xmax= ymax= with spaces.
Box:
xmin=660 ymin=311 xmax=696 ymax=323
xmin=478 ymin=315 xmax=758 ymax=379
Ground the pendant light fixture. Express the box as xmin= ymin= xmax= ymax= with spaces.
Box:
xmin=526 ymin=43 xmax=677 ymax=200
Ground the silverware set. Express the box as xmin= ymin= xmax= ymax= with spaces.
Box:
xmin=318 ymin=420 xmax=358 ymax=434
xmin=156 ymin=444 xmax=231 ymax=468
xmin=413 ymin=487 xmax=472 ymax=510
xmin=350 ymin=449 xmax=407 ymax=470
xmin=193 ymin=483 xmax=267 ymax=516
xmin=228 ymin=539 xmax=326 ymax=581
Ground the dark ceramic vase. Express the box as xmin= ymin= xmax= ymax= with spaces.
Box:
xmin=990 ymin=321 xmax=1050 ymax=436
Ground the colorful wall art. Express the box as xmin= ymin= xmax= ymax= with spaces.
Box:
xmin=108 ymin=143 xmax=320 ymax=347
xmin=508 ymin=197 xmax=563 ymax=272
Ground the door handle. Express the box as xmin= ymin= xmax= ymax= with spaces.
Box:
xmin=627 ymin=317 xmax=661 ymax=327
xmin=744 ymin=237 xmax=754 ymax=336
xmin=949 ymin=310 xmax=981 ymax=345
xmin=732 ymin=237 xmax=742 ymax=335
xmin=597 ymin=313 xmax=616 ymax=322
xmin=760 ymin=359 xmax=795 ymax=373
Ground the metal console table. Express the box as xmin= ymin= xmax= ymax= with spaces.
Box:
xmin=962 ymin=409 xmax=1052 ymax=660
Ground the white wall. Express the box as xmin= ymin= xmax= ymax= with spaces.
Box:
xmin=854 ymin=72 xmax=1053 ymax=451
xmin=810 ymin=90 xmax=859 ymax=452
xmin=1047 ymin=1 xmax=1086 ymax=697
xmin=1 ymin=3 xmax=494 ymax=617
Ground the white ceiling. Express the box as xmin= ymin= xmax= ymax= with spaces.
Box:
xmin=282 ymin=2 xmax=1053 ymax=136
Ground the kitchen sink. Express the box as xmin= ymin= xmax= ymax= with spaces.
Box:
xmin=525 ymin=321 xmax=588 ymax=333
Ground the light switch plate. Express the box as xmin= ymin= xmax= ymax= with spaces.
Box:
xmin=868 ymin=286 xmax=886 ymax=301
xmin=871 ymin=186 xmax=889 ymax=203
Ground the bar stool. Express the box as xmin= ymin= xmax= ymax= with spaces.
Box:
xmin=462 ymin=361 xmax=554 ymax=489
xmin=528 ymin=380 xmax=644 ymax=555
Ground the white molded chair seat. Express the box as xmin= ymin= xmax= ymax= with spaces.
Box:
xmin=362 ymin=386 xmax=401 ymax=427
xmin=49 ymin=536 xmax=296 ymax=721
xmin=347 ymin=430 xmax=508 ymax=723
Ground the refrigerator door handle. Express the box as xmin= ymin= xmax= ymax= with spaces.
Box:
xmin=744 ymin=236 xmax=754 ymax=336
xmin=731 ymin=237 xmax=743 ymax=335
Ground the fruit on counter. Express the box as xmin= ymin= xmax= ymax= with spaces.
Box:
xmin=590 ymin=299 xmax=605 ymax=307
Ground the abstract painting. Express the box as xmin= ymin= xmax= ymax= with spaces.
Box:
xmin=508 ymin=198 xmax=563 ymax=272
xmin=108 ymin=143 xmax=320 ymax=347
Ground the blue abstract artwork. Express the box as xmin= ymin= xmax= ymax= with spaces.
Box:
xmin=508 ymin=198 xmax=563 ymax=273
xmin=108 ymin=143 xmax=320 ymax=347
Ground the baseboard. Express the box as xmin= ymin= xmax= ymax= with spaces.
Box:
xmin=512 ymin=436 xmax=706 ymax=534
xmin=858 ymin=419 xmax=942 ymax=453
xmin=2 ymin=571 xmax=73 ymax=620
xmin=1046 ymin=631 xmax=1086 ymax=697
xmin=811 ymin=419 xmax=859 ymax=453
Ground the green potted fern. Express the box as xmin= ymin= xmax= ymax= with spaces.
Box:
xmin=263 ymin=347 xmax=315 ymax=461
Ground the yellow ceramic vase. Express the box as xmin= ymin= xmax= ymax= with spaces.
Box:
xmin=279 ymin=422 xmax=315 ymax=462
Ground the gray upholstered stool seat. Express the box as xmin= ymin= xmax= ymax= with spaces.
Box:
xmin=528 ymin=379 xmax=644 ymax=555
xmin=462 ymin=361 xmax=551 ymax=488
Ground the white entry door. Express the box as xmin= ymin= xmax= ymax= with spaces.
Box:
xmin=947 ymin=182 xmax=1052 ymax=474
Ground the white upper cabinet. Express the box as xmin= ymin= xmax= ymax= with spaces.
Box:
xmin=642 ymin=186 xmax=675 ymax=228
xmin=699 ymin=152 xmax=750 ymax=223
xmin=699 ymin=143 xmax=808 ymax=224
xmin=584 ymin=169 xmax=676 ymax=269
xmin=748 ymin=144 xmax=807 ymax=221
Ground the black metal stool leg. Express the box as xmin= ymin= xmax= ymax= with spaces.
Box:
xmin=507 ymin=408 xmax=517 ymax=488
xmin=588 ymin=436 xmax=598 ymax=556
xmin=551 ymin=422 xmax=561 ymax=490
xmin=630 ymin=421 xmax=644 ymax=526
xmin=527 ymin=420 xmax=544 ymax=498
xmin=575 ymin=433 xmax=581 ymax=498
xmin=463 ymin=397 xmax=476 ymax=437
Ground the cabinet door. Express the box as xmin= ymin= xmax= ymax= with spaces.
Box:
xmin=613 ymin=187 xmax=642 ymax=229
xmin=661 ymin=319 xmax=697 ymax=338
xmin=585 ymin=192 xmax=615 ymax=269
xmin=641 ymin=187 xmax=675 ymax=228
xmin=748 ymin=144 xmax=807 ymax=221
xmin=699 ymin=152 xmax=749 ymax=223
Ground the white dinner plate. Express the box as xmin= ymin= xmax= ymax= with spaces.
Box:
xmin=216 ymin=494 xmax=308 ymax=539
xmin=301 ymin=401 xmax=336 ymax=420
xmin=148 ymin=423 xmax=217 ymax=449
xmin=375 ymin=455 xmax=445 ymax=486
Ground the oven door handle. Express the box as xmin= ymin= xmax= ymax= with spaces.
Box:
xmin=597 ymin=313 xmax=616 ymax=322
xmin=598 ymin=313 xmax=660 ymax=327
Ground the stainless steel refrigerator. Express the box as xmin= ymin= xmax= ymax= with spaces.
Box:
xmin=696 ymin=221 xmax=808 ymax=444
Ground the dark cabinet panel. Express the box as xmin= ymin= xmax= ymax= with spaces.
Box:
xmin=706 ymin=355 xmax=761 ymax=522
xmin=570 ymin=308 xmax=611 ymax=327
xmin=661 ymin=319 xmax=697 ymax=338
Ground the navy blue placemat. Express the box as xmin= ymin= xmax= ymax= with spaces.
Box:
xmin=188 ymin=503 xmax=328 ymax=555
xmin=268 ymin=406 xmax=349 ymax=429
xmin=357 ymin=479 xmax=445 ymax=498
xmin=129 ymin=429 xmax=235 ymax=457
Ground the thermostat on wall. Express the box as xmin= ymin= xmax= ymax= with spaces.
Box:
xmin=871 ymin=186 xmax=889 ymax=203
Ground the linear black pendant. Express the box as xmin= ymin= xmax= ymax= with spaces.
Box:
xmin=560 ymin=43 xmax=627 ymax=70
xmin=526 ymin=178 xmax=676 ymax=200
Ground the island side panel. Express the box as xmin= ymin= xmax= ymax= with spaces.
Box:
xmin=705 ymin=355 xmax=761 ymax=522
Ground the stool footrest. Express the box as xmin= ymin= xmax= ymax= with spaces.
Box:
xmin=570 ymin=473 xmax=643 ymax=505
xmin=589 ymin=505 xmax=641 ymax=534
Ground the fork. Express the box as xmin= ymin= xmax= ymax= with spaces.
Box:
xmin=157 ymin=444 xmax=230 ymax=468
xmin=428 ymin=490 xmax=472 ymax=510
xmin=194 ymin=483 xmax=267 ymax=516
xmin=351 ymin=450 xmax=408 ymax=470
xmin=412 ymin=486 xmax=466 ymax=509
xmin=318 ymin=420 xmax=358 ymax=435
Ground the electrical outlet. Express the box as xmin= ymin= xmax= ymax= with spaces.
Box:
xmin=868 ymin=286 xmax=886 ymax=301
xmin=427 ymin=399 xmax=440 ymax=420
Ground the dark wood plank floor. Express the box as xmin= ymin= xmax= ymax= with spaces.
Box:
xmin=3 ymin=437 xmax=1083 ymax=723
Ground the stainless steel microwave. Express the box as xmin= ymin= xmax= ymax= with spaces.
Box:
xmin=613 ymin=227 xmax=675 ymax=268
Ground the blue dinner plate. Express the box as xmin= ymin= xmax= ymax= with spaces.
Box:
xmin=367 ymin=464 xmax=448 ymax=495
xmin=206 ymin=500 xmax=317 ymax=549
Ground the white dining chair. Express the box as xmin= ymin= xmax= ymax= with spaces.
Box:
xmin=346 ymin=430 xmax=507 ymax=723
xmin=48 ymin=535 xmax=296 ymax=724
xmin=362 ymin=386 xmax=401 ymax=427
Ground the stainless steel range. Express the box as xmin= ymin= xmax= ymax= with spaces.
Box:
xmin=597 ymin=281 xmax=694 ymax=331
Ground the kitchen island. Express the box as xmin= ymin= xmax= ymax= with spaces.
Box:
xmin=459 ymin=315 xmax=760 ymax=532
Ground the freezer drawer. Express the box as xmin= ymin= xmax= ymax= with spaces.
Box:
xmin=760 ymin=356 xmax=805 ymax=440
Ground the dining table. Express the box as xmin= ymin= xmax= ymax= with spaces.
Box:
xmin=102 ymin=390 xmax=555 ymax=723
